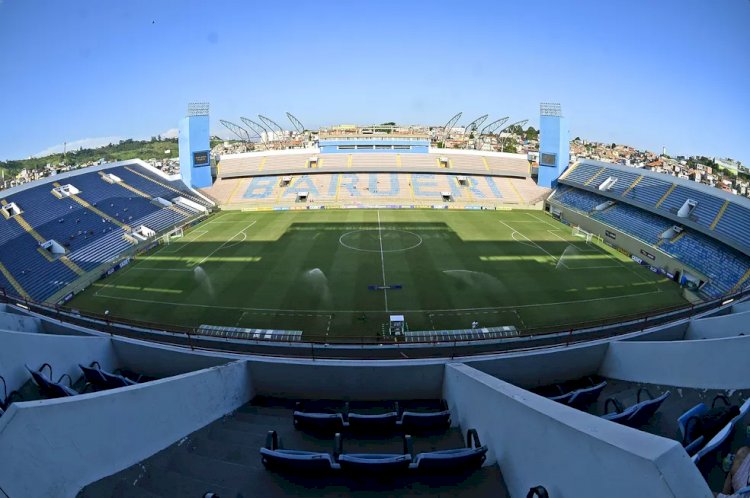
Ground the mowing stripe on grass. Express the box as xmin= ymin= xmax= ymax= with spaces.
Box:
xmin=195 ymin=220 xmax=256 ymax=266
xmin=91 ymin=288 xmax=665 ymax=315
xmin=499 ymin=219 xmax=563 ymax=267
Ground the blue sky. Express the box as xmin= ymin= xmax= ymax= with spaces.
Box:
xmin=0 ymin=0 xmax=748 ymax=163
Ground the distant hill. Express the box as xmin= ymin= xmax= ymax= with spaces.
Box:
xmin=0 ymin=137 xmax=224 ymax=178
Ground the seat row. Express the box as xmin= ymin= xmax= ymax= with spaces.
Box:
xmin=293 ymin=400 xmax=451 ymax=436
xmin=25 ymin=361 xmax=144 ymax=400
xmin=260 ymin=428 xmax=487 ymax=476
xmin=542 ymin=378 xmax=670 ymax=429
xmin=678 ymin=395 xmax=750 ymax=472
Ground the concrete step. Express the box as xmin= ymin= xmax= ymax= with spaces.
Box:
xmin=224 ymin=411 xmax=293 ymax=431
xmin=166 ymin=451 xmax=251 ymax=490
xmin=78 ymin=466 xmax=161 ymax=498
xmin=185 ymin=435 xmax=259 ymax=467
xmin=236 ymin=403 xmax=294 ymax=417
xmin=135 ymin=467 xmax=234 ymax=498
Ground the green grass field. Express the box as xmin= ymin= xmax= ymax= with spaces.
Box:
xmin=68 ymin=209 xmax=688 ymax=339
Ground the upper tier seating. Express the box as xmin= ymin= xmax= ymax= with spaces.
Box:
xmin=0 ymin=163 xmax=206 ymax=301
xmin=553 ymin=187 xmax=750 ymax=299
xmin=561 ymin=163 xmax=750 ymax=255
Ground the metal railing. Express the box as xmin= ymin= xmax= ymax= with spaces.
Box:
xmin=0 ymin=284 xmax=746 ymax=360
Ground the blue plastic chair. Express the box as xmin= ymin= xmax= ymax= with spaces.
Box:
xmin=26 ymin=364 xmax=77 ymax=399
xmin=624 ymin=390 xmax=671 ymax=428
xmin=409 ymin=429 xmax=487 ymax=473
xmin=567 ymin=381 xmax=607 ymax=409
xmin=692 ymin=398 xmax=750 ymax=466
xmin=293 ymin=411 xmax=346 ymax=436
xmin=259 ymin=430 xmax=340 ymax=473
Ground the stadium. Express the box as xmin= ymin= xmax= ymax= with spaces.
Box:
xmin=0 ymin=103 xmax=748 ymax=498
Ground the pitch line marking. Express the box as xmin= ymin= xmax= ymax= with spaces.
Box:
xmin=527 ymin=212 xmax=560 ymax=229
xmin=195 ymin=220 xmax=256 ymax=266
xmin=160 ymin=230 xmax=209 ymax=254
xmin=91 ymin=289 xmax=665 ymax=315
xmin=499 ymin=219 xmax=565 ymax=267
xmin=377 ymin=210 xmax=388 ymax=312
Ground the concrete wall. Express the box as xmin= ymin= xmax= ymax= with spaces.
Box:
xmin=248 ymin=358 xmax=445 ymax=400
xmin=684 ymin=310 xmax=750 ymax=340
xmin=443 ymin=363 xmax=711 ymax=498
xmin=0 ymin=329 xmax=117 ymax=392
xmin=0 ymin=310 xmax=42 ymax=333
xmin=464 ymin=341 xmax=608 ymax=388
xmin=112 ymin=337 xmax=233 ymax=378
xmin=553 ymin=203 xmax=705 ymax=280
xmin=0 ymin=360 xmax=253 ymax=498
xmin=600 ymin=334 xmax=750 ymax=389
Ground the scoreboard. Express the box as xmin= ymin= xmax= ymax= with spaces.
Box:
xmin=540 ymin=152 xmax=557 ymax=167
xmin=193 ymin=150 xmax=210 ymax=167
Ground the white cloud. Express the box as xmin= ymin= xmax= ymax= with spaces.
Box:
xmin=157 ymin=128 xmax=179 ymax=139
xmin=33 ymin=136 xmax=123 ymax=158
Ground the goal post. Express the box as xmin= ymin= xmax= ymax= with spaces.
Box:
xmin=162 ymin=227 xmax=184 ymax=245
xmin=572 ymin=225 xmax=594 ymax=244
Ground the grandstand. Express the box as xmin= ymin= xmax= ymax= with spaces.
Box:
xmin=203 ymin=173 xmax=545 ymax=209
xmin=0 ymin=160 xmax=212 ymax=302
xmin=551 ymin=161 xmax=750 ymax=300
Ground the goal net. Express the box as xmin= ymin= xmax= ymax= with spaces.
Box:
xmin=161 ymin=227 xmax=184 ymax=245
xmin=572 ymin=226 xmax=593 ymax=243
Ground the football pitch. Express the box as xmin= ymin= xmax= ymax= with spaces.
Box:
xmin=69 ymin=209 xmax=688 ymax=339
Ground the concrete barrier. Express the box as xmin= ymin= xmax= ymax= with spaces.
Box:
xmin=684 ymin=310 xmax=750 ymax=340
xmin=443 ymin=363 xmax=711 ymax=498
xmin=464 ymin=341 xmax=608 ymax=388
xmin=0 ymin=329 xmax=117 ymax=392
xmin=600 ymin=334 xmax=750 ymax=389
xmin=0 ymin=360 xmax=252 ymax=498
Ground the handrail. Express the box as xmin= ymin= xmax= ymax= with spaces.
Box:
xmin=466 ymin=428 xmax=482 ymax=449
xmin=712 ymin=394 xmax=731 ymax=408
xmin=604 ymin=397 xmax=624 ymax=414
xmin=37 ymin=363 xmax=53 ymax=379
xmin=636 ymin=387 xmax=653 ymax=403
xmin=0 ymin=282 xmax=747 ymax=359
xmin=57 ymin=373 xmax=74 ymax=387
xmin=527 ymin=486 xmax=549 ymax=498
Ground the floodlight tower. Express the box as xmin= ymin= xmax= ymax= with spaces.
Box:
xmin=498 ymin=119 xmax=529 ymax=153
xmin=219 ymin=120 xmax=252 ymax=142
xmin=441 ymin=112 xmax=462 ymax=145
xmin=479 ymin=117 xmax=510 ymax=149
xmin=240 ymin=117 xmax=270 ymax=147
xmin=464 ymin=114 xmax=489 ymax=149
xmin=179 ymin=102 xmax=212 ymax=189
xmin=537 ymin=103 xmax=569 ymax=188
xmin=286 ymin=112 xmax=305 ymax=134
xmin=258 ymin=115 xmax=286 ymax=146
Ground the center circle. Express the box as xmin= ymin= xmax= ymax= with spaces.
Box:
xmin=339 ymin=229 xmax=423 ymax=253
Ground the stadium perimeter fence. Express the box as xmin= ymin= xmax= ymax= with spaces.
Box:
xmin=0 ymin=284 xmax=745 ymax=360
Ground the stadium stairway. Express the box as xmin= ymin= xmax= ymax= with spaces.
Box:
xmin=80 ymin=399 xmax=508 ymax=498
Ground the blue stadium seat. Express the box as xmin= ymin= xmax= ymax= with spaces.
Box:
xmin=293 ymin=410 xmax=346 ymax=436
xmin=408 ymin=429 xmax=487 ymax=474
xmin=397 ymin=406 xmax=451 ymax=434
xmin=26 ymin=364 xmax=77 ymax=399
xmin=0 ymin=163 xmax=204 ymax=301
xmin=567 ymin=381 xmax=607 ymax=409
xmin=601 ymin=389 xmax=670 ymax=428
xmin=260 ymin=430 xmax=340 ymax=473
xmin=691 ymin=398 xmax=750 ymax=468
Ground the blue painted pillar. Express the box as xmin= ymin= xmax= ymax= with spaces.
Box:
xmin=179 ymin=105 xmax=213 ymax=189
xmin=537 ymin=103 xmax=570 ymax=188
